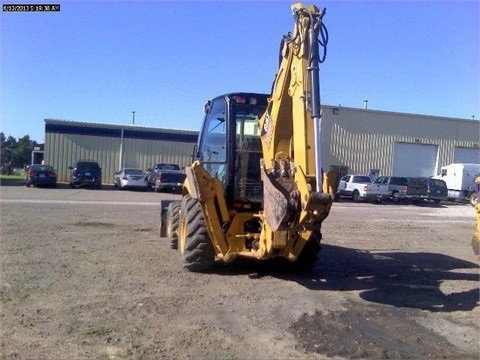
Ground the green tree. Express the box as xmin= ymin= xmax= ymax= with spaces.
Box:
xmin=0 ymin=133 xmax=38 ymax=168
xmin=14 ymin=135 xmax=38 ymax=168
xmin=1 ymin=133 xmax=15 ymax=165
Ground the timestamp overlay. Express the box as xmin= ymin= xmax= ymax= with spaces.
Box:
xmin=3 ymin=4 xmax=60 ymax=12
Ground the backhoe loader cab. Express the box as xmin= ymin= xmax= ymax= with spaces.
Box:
xmin=196 ymin=93 xmax=269 ymax=209
xmin=161 ymin=2 xmax=335 ymax=272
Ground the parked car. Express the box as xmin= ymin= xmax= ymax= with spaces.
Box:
xmin=114 ymin=168 xmax=148 ymax=190
xmin=25 ymin=164 xmax=57 ymax=187
xmin=69 ymin=160 xmax=102 ymax=189
xmin=406 ymin=177 xmax=448 ymax=204
xmin=335 ymin=174 xmax=389 ymax=203
xmin=374 ymin=176 xmax=409 ymax=203
xmin=146 ymin=163 xmax=186 ymax=193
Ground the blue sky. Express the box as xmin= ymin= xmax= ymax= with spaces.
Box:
xmin=1 ymin=0 xmax=479 ymax=143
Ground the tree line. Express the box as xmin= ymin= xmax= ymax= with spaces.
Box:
xmin=1 ymin=132 xmax=40 ymax=173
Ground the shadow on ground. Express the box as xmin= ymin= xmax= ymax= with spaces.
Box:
xmin=213 ymin=244 xmax=479 ymax=312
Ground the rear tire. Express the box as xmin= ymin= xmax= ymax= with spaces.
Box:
xmin=470 ymin=192 xmax=479 ymax=207
xmin=179 ymin=195 xmax=215 ymax=272
xmin=166 ymin=201 xmax=181 ymax=249
xmin=352 ymin=190 xmax=361 ymax=202
xmin=392 ymin=192 xmax=401 ymax=203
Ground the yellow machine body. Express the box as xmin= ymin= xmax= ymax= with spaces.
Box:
xmin=163 ymin=3 xmax=337 ymax=272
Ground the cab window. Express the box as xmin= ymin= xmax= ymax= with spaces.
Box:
xmin=200 ymin=98 xmax=227 ymax=162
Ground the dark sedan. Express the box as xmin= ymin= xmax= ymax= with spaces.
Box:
xmin=26 ymin=164 xmax=57 ymax=187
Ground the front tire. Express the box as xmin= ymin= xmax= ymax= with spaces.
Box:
xmin=179 ymin=195 xmax=215 ymax=272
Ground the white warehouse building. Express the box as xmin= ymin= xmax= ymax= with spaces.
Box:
xmin=44 ymin=106 xmax=479 ymax=184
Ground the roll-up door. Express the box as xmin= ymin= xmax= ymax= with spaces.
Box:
xmin=392 ymin=142 xmax=438 ymax=177
xmin=453 ymin=147 xmax=480 ymax=164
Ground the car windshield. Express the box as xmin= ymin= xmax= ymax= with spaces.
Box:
xmin=31 ymin=165 xmax=53 ymax=171
xmin=353 ymin=176 xmax=372 ymax=183
xmin=157 ymin=164 xmax=180 ymax=170
xmin=431 ymin=179 xmax=446 ymax=187
xmin=78 ymin=163 xmax=99 ymax=171
xmin=125 ymin=169 xmax=144 ymax=175
xmin=391 ymin=177 xmax=408 ymax=185
xmin=409 ymin=178 xmax=427 ymax=186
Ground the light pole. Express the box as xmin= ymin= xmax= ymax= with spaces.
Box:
xmin=132 ymin=111 xmax=135 ymax=125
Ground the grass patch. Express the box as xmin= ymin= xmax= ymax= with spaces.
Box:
xmin=0 ymin=291 xmax=12 ymax=303
xmin=0 ymin=173 xmax=25 ymax=181
xmin=83 ymin=326 xmax=111 ymax=336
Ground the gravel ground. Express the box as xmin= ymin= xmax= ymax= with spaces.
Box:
xmin=0 ymin=182 xmax=479 ymax=359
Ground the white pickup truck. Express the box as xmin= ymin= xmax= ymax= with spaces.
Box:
xmin=335 ymin=174 xmax=389 ymax=203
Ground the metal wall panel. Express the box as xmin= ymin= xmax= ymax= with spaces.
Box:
xmin=45 ymin=110 xmax=478 ymax=184
xmin=45 ymin=132 xmax=121 ymax=183
xmin=44 ymin=120 xmax=198 ymax=184
xmin=322 ymin=106 xmax=480 ymax=177
xmin=122 ymin=138 xmax=194 ymax=172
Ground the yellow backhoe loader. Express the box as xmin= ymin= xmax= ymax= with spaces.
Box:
xmin=160 ymin=2 xmax=337 ymax=272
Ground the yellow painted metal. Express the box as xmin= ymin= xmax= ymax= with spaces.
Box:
xmin=180 ymin=3 xmax=334 ymax=265
xmin=472 ymin=176 xmax=480 ymax=256
xmin=473 ymin=203 xmax=480 ymax=256
xmin=183 ymin=161 xmax=230 ymax=255
xmin=259 ymin=2 xmax=321 ymax=179
xmin=256 ymin=2 xmax=334 ymax=259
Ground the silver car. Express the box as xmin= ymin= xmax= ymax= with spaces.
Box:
xmin=114 ymin=168 xmax=148 ymax=190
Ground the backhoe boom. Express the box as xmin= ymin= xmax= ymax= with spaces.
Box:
xmin=165 ymin=3 xmax=336 ymax=272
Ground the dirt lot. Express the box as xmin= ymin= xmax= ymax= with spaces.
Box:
xmin=0 ymin=182 xmax=479 ymax=359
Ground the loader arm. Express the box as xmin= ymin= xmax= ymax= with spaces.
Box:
xmin=258 ymin=2 xmax=335 ymax=257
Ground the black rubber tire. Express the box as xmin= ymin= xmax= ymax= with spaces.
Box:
xmin=166 ymin=201 xmax=181 ymax=249
xmin=180 ymin=195 xmax=215 ymax=272
xmin=352 ymin=190 xmax=361 ymax=203
xmin=470 ymin=192 xmax=479 ymax=207
xmin=392 ymin=192 xmax=401 ymax=203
